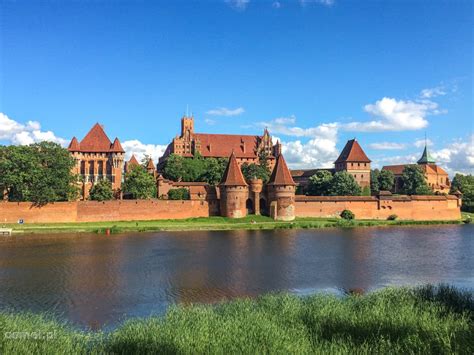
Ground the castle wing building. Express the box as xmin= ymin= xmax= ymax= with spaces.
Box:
xmin=68 ymin=123 xmax=125 ymax=200
xmin=158 ymin=116 xmax=281 ymax=170
xmin=383 ymin=143 xmax=450 ymax=193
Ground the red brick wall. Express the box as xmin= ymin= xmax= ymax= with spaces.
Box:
xmin=295 ymin=195 xmax=461 ymax=221
xmin=0 ymin=195 xmax=461 ymax=224
xmin=0 ymin=200 xmax=211 ymax=224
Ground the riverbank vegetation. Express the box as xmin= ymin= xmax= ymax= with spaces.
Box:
xmin=4 ymin=215 xmax=464 ymax=234
xmin=0 ymin=285 xmax=472 ymax=354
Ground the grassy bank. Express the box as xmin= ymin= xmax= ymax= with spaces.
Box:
xmin=4 ymin=215 xmax=464 ymax=234
xmin=0 ymin=285 xmax=472 ymax=354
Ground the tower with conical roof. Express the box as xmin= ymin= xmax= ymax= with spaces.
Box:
xmin=334 ymin=138 xmax=371 ymax=189
xmin=417 ymin=144 xmax=436 ymax=164
xmin=267 ymin=154 xmax=296 ymax=221
xmin=219 ymin=151 xmax=249 ymax=218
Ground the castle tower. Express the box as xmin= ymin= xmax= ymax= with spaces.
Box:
xmin=417 ymin=143 xmax=436 ymax=165
xmin=219 ymin=151 xmax=248 ymax=218
xmin=146 ymin=158 xmax=156 ymax=175
xmin=68 ymin=123 xmax=125 ymax=200
xmin=334 ymin=139 xmax=371 ymax=189
xmin=267 ymin=154 xmax=296 ymax=221
xmin=181 ymin=115 xmax=194 ymax=140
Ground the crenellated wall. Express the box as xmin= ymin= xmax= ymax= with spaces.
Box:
xmin=295 ymin=195 xmax=461 ymax=220
xmin=0 ymin=194 xmax=461 ymax=224
xmin=0 ymin=200 xmax=213 ymax=224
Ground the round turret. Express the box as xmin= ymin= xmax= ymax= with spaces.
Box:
xmin=267 ymin=154 xmax=296 ymax=221
xmin=219 ymin=152 xmax=249 ymax=218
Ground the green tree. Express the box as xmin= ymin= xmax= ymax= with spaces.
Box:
xmin=201 ymin=158 xmax=228 ymax=185
xmin=123 ymin=165 xmax=157 ymax=199
xmin=370 ymin=169 xmax=380 ymax=194
xmin=168 ymin=188 xmax=190 ymax=200
xmin=378 ymin=169 xmax=395 ymax=191
xmin=451 ymin=174 xmax=474 ymax=211
xmin=0 ymin=142 xmax=78 ymax=204
xmin=401 ymin=165 xmax=432 ymax=195
xmin=308 ymin=170 xmax=333 ymax=196
xmin=163 ymin=154 xmax=187 ymax=181
xmin=329 ymin=172 xmax=361 ymax=196
xmin=241 ymin=163 xmax=269 ymax=182
xmin=257 ymin=150 xmax=271 ymax=183
xmin=89 ymin=179 xmax=114 ymax=201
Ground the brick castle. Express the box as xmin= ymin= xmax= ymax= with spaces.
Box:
xmin=2 ymin=114 xmax=456 ymax=223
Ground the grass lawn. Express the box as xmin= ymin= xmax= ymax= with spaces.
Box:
xmin=3 ymin=215 xmax=463 ymax=234
xmin=0 ymin=285 xmax=472 ymax=354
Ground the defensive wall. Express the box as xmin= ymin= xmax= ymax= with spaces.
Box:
xmin=295 ymin=195 xmax=461 ymax=220
xmin=0 ymin=194 xmax=461 ymax=224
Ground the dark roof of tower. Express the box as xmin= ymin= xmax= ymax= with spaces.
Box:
xmin=268 ymin=154 xmax=296 ymax=186
xmin=110 ymin=137 xmax=125 ymax=153
xmin=219 ymin=151 xmax=248 ymax=186
xmin=68 ymin=137 xmax=80 ymax=151
xmin=417 ymin=145 xmax=436 ymax=164
xmin=335 ymin=139 xmax=371 ymax=163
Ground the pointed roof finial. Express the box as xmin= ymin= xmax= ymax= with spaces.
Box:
xmin=417 ymin=134 xmax=435 ymax=164
xmin=186 ymin=104 xmax=189 ymax=117
xmin=219 ymin=151 xmax=247 ymax=186
xmin=268 ymin=154 xmax=295 ymax=186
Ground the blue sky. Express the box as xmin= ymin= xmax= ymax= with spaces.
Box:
xmin=1 ymin=0 xmax=472 ymax=174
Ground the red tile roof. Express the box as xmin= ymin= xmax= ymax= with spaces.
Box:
xmin=110 ymin=137 xmax=125 ymax=153
xmin=68 ymin=123 xmax=124 ymax=153
xmin=194 ymin=133 xmax=269 ymax=158
xmin=335 ymin=139 xmax=371 ymax=163
xmin=146 ymin=158 xmax=155 ymax=170
xmin=68 ymin=137 xmax=80 ymax=151
xmin=128 ymin=155 xmax=140 ymax=166
xmin=382 ymin=164 xmax=407 ymax=175
xmin=219 ymin=152 xmax=248 ymax=186
xmin=383 ymin=164 xmax=449 ymax=176
xmin=269 ymin=154 xmax=296 ymax=186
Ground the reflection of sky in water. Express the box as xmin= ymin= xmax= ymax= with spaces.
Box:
xmin=0 ymin=225 xmax=472 ymax=329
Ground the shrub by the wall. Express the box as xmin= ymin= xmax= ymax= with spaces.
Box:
xmin=168 ymin=188 xmax=190 ymax=200
xmin=387 ymin=214 xmax=398 ymax=221
xmin=340 ymin=209 xmax=355 ymax=220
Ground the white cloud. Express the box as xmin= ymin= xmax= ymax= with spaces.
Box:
xmin=204 ymin=118 xmax=216 ymax=125
xmin=255 ymin=115 xmax=339 ymax=169
xmin=369 ymin=142 xmax=407 ymax=150
xmin=282 ymin=136 xmax=339 ymax=169
xmin=259 ymin=115 xmax=339 ymax=138
xmin=344 ymin=97 xmax=441 ymax=132
xmin=300 ymin=0 xmax=335 ymax=6
xmin=431 ymin=135 xmax=474 ymax=175
xmin=206 ymin=107 xmax=245 ymax=116
xmin=0 ymin=112 xmax=68 ymax=146
xmin=226 ymin=0 xmax=249 ymax=11
xmin=272 ymin=1 xmax=281 ymax=9
xmin=121 ymin=139 xmax=168 ymax=163
xmin=414 ymin=138 xmax=433 ymax=148
xmin=420 ymin=86 xmax=446 ymax=99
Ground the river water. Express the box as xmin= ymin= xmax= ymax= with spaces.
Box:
xmin=0 ymin=225 xmax=472 ymax=329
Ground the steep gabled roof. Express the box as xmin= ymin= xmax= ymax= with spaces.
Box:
xmin=146 ymin=158 xmax=156 ymax=170
xmin=268 ymin=154 xmax=295 ymax=186
xmin=110 ymin=137 xmax=125 ymax=153
xmin=219 ymin=151 xmax=248 ymax=186
xmin=128 ymin=155 xmax=140 ymax=166
xmin=68 ymin=137 xmax=80 ymax=151
xmin=335 ymin=139 xmax=371 ymax=163
xmin=193 ymin=133 xmax=267 ymax=158
xmin=77 ymin=123 xmax=113 ymax=152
